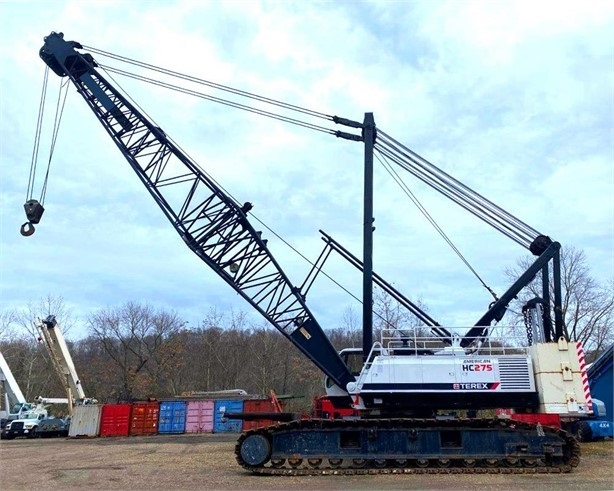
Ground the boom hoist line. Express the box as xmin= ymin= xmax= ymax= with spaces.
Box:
xmin=31 ymin=31 xmax=354 ymax=391
xmin=373 ymin=131 xmax=566 ymax=344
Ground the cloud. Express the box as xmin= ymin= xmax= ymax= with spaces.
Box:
xmin=1 ymin=0 xmax=612 ymax=342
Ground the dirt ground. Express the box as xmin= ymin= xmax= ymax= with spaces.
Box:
xmin=0 ymin=433 xmax=612 ymax=490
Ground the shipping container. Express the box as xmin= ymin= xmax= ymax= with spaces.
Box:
xmin=213 ymin=399 xmax=243 ymax=433
xmin=68 ymin=404 xmax=102 ymax=437
xmin=185 ymin=400 xmax=214 ymax=433
xmin=242 ymin=399 xmax=279 ymax=431
xmin=130 ymin=401 xmax=160 ymax=436
xmin=158 ymin=401 xmax=187 ymax=434
xmin=99 ymin=404 xmax=131 ymax=437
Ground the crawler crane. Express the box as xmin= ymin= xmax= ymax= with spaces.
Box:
xmin=22 ymin=32 xmax=586 ymax=473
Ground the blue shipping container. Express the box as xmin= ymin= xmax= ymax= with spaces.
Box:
xmin=213 ymin=399 xmax=244 ymax=433
xmin=158 ymin=401 xmax=187 ymax=434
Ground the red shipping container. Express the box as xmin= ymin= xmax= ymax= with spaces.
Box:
xmin=99 ymin=404 xmax=132 ymax=437
xmin=242 ymin=399 xmax=279 ymax=431
xmin=130 ymin=401 xmax=160 ymax=436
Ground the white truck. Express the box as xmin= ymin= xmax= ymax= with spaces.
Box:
xmin=1 ymin=350 xmax=69 ymax=438
xmin=1 ymin=406 xmax=69 ymax=439
xmin=0 ymin=350 xmax=49 ymax=426
xmin=1 ymin=316 xmax=98 ymax=439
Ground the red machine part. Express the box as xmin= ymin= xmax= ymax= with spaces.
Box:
xmin=312 ymin=396 xmax=358 ymax=420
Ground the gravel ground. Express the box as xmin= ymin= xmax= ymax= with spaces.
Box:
xmin=1 ymin=433 xmax=612 ymax=490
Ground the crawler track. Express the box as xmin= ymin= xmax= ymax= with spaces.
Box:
xmin=235 ymin=418 xmax=580 ymax=475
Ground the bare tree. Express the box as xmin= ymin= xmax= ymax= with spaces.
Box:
xmin=87 ymin=302 xmax=185 ymax=400
xmin=0 ymin=309 xmax=19 ymax=342
xmin=246 ymin=325 xmax=278 ymax=394
xmin=190 ymin=325 xmax=225 ymax=392
xmin=69 ymin=336 xmax=116 ymax=402
xmin=0 ymin=296 xmax=75 ymax=403
xmin=334 ymin=307 xmax=361 ymax=350
xmin=18 ymin=294 xmax=75 ymax=339
xmin=505 ymin=246 xmax=613 ymax=357
xmin=372 ymin=287 xmax=435 ymax=344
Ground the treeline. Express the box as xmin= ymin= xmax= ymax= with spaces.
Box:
xmin=3 ymin=246 xmax=612 ymax=416
xmin=1 ymin=304 xmax=363 ymax=413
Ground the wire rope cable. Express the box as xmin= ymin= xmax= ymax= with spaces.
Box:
xmin=30 ymin=42 xmax=545 ymax=325
xmin=26 ymin=66 xmax=50 ymax=201
xmin=375 ymin=149 xmax=499 ymax=301
xmin=83 ymin=45 xmax=335 ymax=121
xmin=40 ymin=78 xmax=70 ymax=205
xmin=375 ymin=130 xmax=541 ymax=249
xmin=98 ymin=64 xmax=337 ymax=135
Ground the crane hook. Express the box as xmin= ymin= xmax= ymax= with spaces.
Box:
xmin=20 ymin=221 xmax=36 ymax=236
xmin=21 ymin=199 xmax=45 ymax=237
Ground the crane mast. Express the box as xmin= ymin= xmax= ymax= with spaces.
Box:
xmin=37 ymin=32 xmax=353 ymax=391
xmin=36 ymin=316 xmax=86 ymax=412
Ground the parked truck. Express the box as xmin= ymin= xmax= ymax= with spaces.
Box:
xmin=1 ymin=409 xmax=69 ymax=440
xmin=1 ymin=316 xmax=96 ymax=439
xmin=0 ymin=350 xmax=51 ymax=428
xmin=1 ymin=350 xmax=69 ymax=439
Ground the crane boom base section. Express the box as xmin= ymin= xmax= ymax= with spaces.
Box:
xmin=235 ymin=417 xmax=580 ymax=474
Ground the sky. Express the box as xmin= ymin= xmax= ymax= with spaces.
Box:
xmin=1 ymin=0 xmax=613 ymax=341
